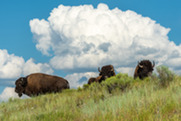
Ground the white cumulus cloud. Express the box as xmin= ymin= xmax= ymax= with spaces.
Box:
xmin=0 ymin=49 xmax=53 ymax=79
xmin=30 ymin=3 xmax=181 ymax=75
xmin=0 ymin=49 xmax=25 ymax=79
xmin=0 ymin=87 xmax=19 ymax=102
xmin=23 ymin=58 xmax=54 ymax=76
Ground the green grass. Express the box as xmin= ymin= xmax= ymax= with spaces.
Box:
xmin=0 ymin=66 xmax=180 ymax=121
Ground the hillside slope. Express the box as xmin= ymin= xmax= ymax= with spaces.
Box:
xmin=0 ymin=66 xmax=180 ymax=121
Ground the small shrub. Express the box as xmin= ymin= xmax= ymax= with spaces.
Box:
xmin=156 ymin=66 xmax=175 ymax=87
xmin=150 ymin=73 xmax=158 ymax=81
xmin=82 ymin=84 xmax=89 ymax=90
xmin=101 ymin=73 xmax=133 ymax=93
xmin=77 ymin=87 xmax=83 ymax=92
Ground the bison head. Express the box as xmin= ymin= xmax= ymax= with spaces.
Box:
xmin=15 ymin=77 xmax=27 ymax=97
xmin=134 ymin=60 xmax=155 ymax=79
xmin=98 ymin=65 xmax=116 ymax=82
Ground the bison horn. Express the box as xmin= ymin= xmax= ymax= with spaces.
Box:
xmin=98 ymin=67 xmax=101 ymax=72
xmin=138 ymin=64 xmax=143 ymax=68
xmin=152 ymin=61 xmax=155 ymax=68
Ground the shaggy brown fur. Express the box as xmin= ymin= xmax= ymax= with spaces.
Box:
xmin=98 ymin=65 xmax=116 ymax=82
xmin=88 ymin=76 xmax=102 ymax=85
xmin=88 ymin=65 xmax=116 ymax=85
xmin=15 ymin=73 xmax=69 ymax=97
xmin=134 ymin=60 xmax=155 ymax=79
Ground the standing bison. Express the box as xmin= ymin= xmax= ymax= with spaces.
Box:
xmin=88 ymin=65 xmax=116 ymax=85
xmin=134 ymin=60 xmax=155 ymax=79
xmin=15 ymin=73 xmax=70 ymax=97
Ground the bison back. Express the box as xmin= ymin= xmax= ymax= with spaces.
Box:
xmin=26 ymin=73 xmax=69 ymax=93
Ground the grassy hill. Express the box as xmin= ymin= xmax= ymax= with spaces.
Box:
xmin=0 ymin=66 xmax=180 ymax=121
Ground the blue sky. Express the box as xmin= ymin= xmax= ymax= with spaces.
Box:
xmin=0 ymin=0 xmax=181 ymax=100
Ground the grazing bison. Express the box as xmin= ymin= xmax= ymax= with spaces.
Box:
xmin=134 ymin=60 xmax=155 ymax=79
xmin=88 ymin=65 xmax=116 ymax=85
xmin=98 ymin=65 xmax=116 ymax=82
xmin=15 ymin=73 xmax=70 ymax=97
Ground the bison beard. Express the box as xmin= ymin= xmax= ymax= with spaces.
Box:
xmin=15 ymin=73 xmax=70 ymax=97
xmin=134 ymin=60 xmax=155 ymax=79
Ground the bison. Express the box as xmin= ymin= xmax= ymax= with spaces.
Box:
xmin=98 ymin=64 xmax=116 ymax=82
xmin=134 ymin=60 xmax=155 ymax=79
xmin=88 ymin=65 xmax=116 ymax=85
xmin=15 ymin=73 xmax=70 ymax=97
xmin=88 ymin=76 xmax=102 ymax=85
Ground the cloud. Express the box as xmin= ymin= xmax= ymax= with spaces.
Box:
xmin=116 ymin=67 xmax=135 ymax=76
xmin=23 ymin=58 xmax=54 ymax=76
xmin=0 ymin=49 xmax=25 ymax=79
xmin=0 ymin=87 xmax=18 ymax=102
xmin=0 ymin=87 xmax=30 ymax=102
xmin=64 ymin=72 xmax=98 ymax=88
xmin=30 ymin=3 xmax=181 ymax=77
xmin=0 ymin=49 xmax=53 ymax=79
xmin=30 ymin=19 xmax=51 ymax=56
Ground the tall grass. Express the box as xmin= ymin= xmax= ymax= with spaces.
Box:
xmin=0 ymin=66 xmax=180 ymax=121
